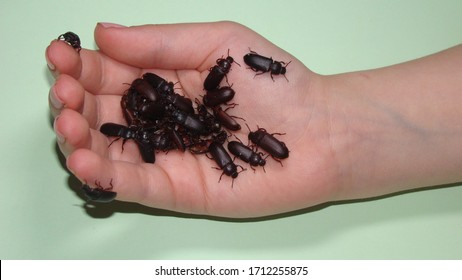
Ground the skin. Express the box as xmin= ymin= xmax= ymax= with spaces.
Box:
xmin=46 ymin=21 xmax=462 ymax=218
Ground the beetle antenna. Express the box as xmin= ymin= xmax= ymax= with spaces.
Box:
xmin=245 ymin=123 xmax=252 ymax=132
xmin=233 ymin=134 xmax=243 ymax=144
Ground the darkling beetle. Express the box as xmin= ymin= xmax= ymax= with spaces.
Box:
xmin=165 ymin=93 xmax=195 ymax=115
xmin=81 ymin=180 xmax=117 ymax=203
xmin=171 ymin=110 xmax=208 ymax=135
xmin=131 ymin=78 xmax=161 ymax=103
xmin=246 ymin=124 xmax=289 ymax=160
xmin=228 ymin=140 xmax=266 ymax=169
xmin=208 ymin=142 xmax=241 ymax=185
xmin=203 ymin=50 xmax=240 ymax=91
xmin=203 ymin=86 xmax=236 ymax=107
xmin=142 ymin=72 xmax=175 ymax=96
xmin=212 ymin=106 xmax=242 ymax=131
xmin=57 ymin=31 xmax=82 ymax=52
xmin=99 ymin=122 xmax=159 ymax=163
xmin=243 ymin=49 xmax=291 ymax=81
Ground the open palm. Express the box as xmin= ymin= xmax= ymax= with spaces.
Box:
xmin=48 ymin=21 xmax=341 ymax=218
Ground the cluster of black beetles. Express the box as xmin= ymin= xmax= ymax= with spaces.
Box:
xmin=58 ymin=32 xmax=290 ymax=203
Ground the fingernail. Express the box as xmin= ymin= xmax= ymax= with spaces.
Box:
xmin=98 ymin=22 xmax=126 ymax=28
xmin=49 ymin=85 xmax=63 ymax=110
xmin=47 ymin=60 xmax=55 ymax=71
xmin=46 ymin=56 xmax=55 ymax=71
xmin=56 ymin=131 xmax=65 ymax=144
xmin=45 ymin=45 xmax=56 ymax=71
xmin=54 ymin=117 xmax=66 ymax=144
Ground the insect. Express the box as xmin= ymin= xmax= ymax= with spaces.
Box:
xmin=137 ymin=101 xmax=166 ymax=122
xmin=81 ymin=180 xmax=117 ymax=203
xmin=228 ymin=140 xmax=266 ymax=169
xmin=203 ymin=50 xmax=240 ymax=90
xmin=243 ymin=50 xmax=290 ymax=81
xmin=195 ymin=101 xmax=222 ymax=134
xmin=99 ymin=122 xmax=161 ymax=163
xmin=163 ymin=128 xmax=182 ymax=152
xmin=57 ymin=31 xmax=81 ymax=52
xmin=165 ymin=93 xmax=195 ymax=115
xmin=247 ymin=125 xmax=289 ymax=159
xmin=131 ymin=78 xmax=161 ymax=103
xmin=171 ymin=110 xmax=208 ymax=135
xmin=100 ymin=122 xmax=137 ymax=141
xmin=208 ymin=142 xmax=239 ymax=181
xmin=212 ymin=106 xmax=242 ymax=131
xmin=142 ymin=72 xmax=175 ymax=96
xmin=203 ymin=86 xmax=236 ymax=107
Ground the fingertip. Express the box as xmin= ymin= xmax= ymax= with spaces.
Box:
xmin=97 ymin=22 xmax=128 ymax=29
xmin=45 ymin=43 xmax=56 ymax=72
xmin=93 ymin=22 xmax=123 ymax=46
xmin=94 ymin=22 xmax=152 ymax=68
xmin=48 ymin=84 xmax=63 ymax=117
xmin=54 ymin=109 xmax=91 ymax=156
xmin=67 ymin=148 xmax=101 ymax=181
xmin=46 ymin=39 xmax=82 ymax=78
xmin=51 ymin=74 xmax=86 ymax=112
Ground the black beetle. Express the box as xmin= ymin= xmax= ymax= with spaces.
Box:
xmin=171 ymin=110 xmax=208 ymax=135
xmin=145 ymin=132 xmax=171 ymax=151
xmin=131 ymin=78 xmax=161 ymax=103
xmin=142 ymin=72 xmax=175 ymax=96
xmin=58 ymin=31 xmax=81 ymax=52
xmin=81 ymin=180 xmax=117 ymax=203
xmin=124 ymin=78 xmax=166 ymax=122
xmin=165 ymin=93 xmax=195 ymax=115
xmin=203 ymin=50 xmax=240 ymax=90
xmin=243 ymin=50 xmax=290 ymax=81
xmin=247 ymin=125 xmax=289 ymax=159
xmin=208 ymin=142 xmax=239 ymax=180
xmin=196 ymin=101 xmax=222 ymax=134
xmin=136 ymin=141 xmax=156 ymax=163
xmin=100 ymin=122 xmax=158 ymax=163
xmin=212 ymin=106 xmax=242 ymax=131
xmin=203 ymin=86 xmax=236 ymax=107
xmin=100 ymin=122 xmax=136 ymax=140
xmin=120 ymin=88 xmax=140 ymax=126
xmin=169 ymin=128 xmax=186 ymax=152
xmin=228 ymin=141 xmax=266 ymax=168
xmin=138 ymin=101 xmax=166 ymax=121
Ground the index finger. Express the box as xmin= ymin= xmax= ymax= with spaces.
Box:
xmin=46 ymin=39 xmax=141 ymax=95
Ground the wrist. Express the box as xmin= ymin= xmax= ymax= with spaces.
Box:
xmin=322 ymin=65 xmax=462 ymax=200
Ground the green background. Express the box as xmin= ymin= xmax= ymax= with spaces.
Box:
xmin=1 ymin=0 xmax=461 ymax=259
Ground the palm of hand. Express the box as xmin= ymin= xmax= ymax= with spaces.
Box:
xmin=49 ymin=22 xmax=338 ymax=217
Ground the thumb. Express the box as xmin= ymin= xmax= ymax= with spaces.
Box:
xmin=94 ymin=21 xmax=249 ymax=70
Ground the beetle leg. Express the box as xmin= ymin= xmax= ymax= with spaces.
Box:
xmin=107 ymin=136 xmax=121 ymax=148
xmin=272 ymin=157 xmax=284 ymax=167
